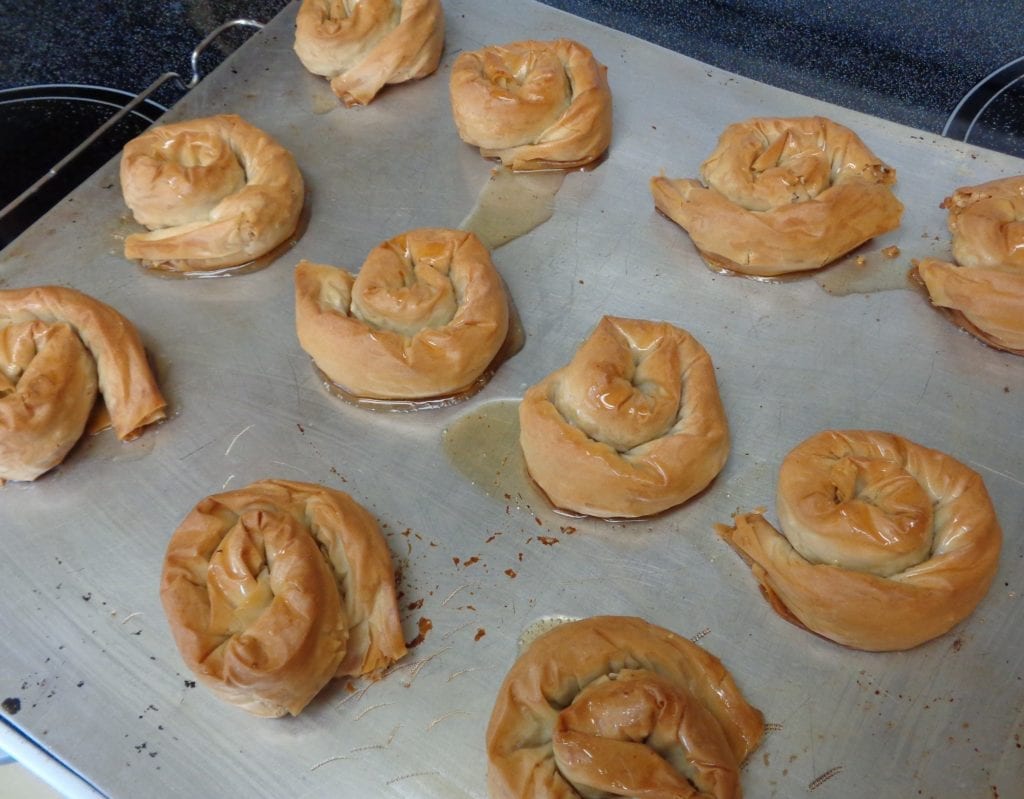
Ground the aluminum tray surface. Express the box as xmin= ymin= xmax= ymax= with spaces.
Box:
xmin=1 ymin=1 xmax=1022 ymax=797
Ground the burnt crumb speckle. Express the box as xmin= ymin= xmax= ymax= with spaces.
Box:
xmin=82 ymin=593 xmax=92 ymax=602
xmin=184 ymin=680 xmax=196 ymax=688
xmin=952 ymin=638 xmax=963 ymax=652
xmin=76 ymin=680 xmax=85 ymax=688
xmin=406 ymin=617 xmax=433 ymax=649
xmin=2 ymin=697 xmax=21 ymax=714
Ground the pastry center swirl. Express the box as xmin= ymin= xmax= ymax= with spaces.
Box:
xmin=138 ymin=131 xmax=247 ymax=227
xmin=477 ymin=46 xmax=573 ymax=137
xmin=552 ymin=323 xmax=682 ymax=452
xmin=778 ymin=442 xmax=937 ymax=577
xmin=349 ymin=237 xmax=459 ymax=336
xmin=552 ymin=669 xmax=739 ymax=799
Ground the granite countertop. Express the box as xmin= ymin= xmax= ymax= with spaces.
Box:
xmin=0 ymin=0 xmax=1021 ymax=244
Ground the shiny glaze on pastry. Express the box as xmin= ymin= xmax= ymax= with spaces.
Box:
xmin=0 ymin=285 xmax=165 ymax=482
xmin=294 ymin=0 xmax=444 ymax=106
xmin=487 ymin=616 xmax=764 ymax=799
xmin=295 ymin=228 xmax=509 ymax=400
xmin=121 ymin=114 xmax=304 ymax=273
xmin=651 ymin=116 xmax=903 ymax=276
xmin=917 ymin=175 xmax=1024 ymax=354
xmin=160 ymin=478 xmax=407 ymax=717
xmin=717 ymin=430 xmax=1002 ymax=651
xmin=450 ymin=38 xmax=612 ymax=171
xmin=519 ymin=316 xmax=728 ymax=517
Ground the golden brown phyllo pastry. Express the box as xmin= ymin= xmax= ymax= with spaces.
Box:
xmin=717 ymin=430 xmax=1002 ymax=651
xmin=651 ymin=116 xmax=903 ymax=276
xmin=295 ymin=228 xmax=510 ymax=401
xmin=450 ymin=38 xmax=612 ymax=171
xmin=160 ymin=479 xmax=407 ymax=717
xmin=120 ymin=114 xmax=304 ymax=273
xmin=916 ymin=175 xmax=1024 ymax=354
xmin=294 ymin=0 xmax=444 ymax=106
xmin=487 ymin=616 xmax=764 ymax=799
xmin=519 ymin=316 xmax=729 ymax=518
xmin=0 ymin=285 xmax=165 ymax=482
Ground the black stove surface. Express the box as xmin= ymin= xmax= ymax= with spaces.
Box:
xmin=0 ymin=86 xmax=166 ymax=248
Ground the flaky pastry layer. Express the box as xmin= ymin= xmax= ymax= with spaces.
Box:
xmin=651 ymin=116 xmax=903 ymax=276
xmin=450 ymin=38 xmax=612 ymax=171
xmin=294 ymin=0 xmax=444 ymax=106
xmin=160 ymin=478 xmax=407 ymax=717
xmin=0 ymin=285 xmax=166 ymax=482
xmin=519 ymin=315 xmax=729 ymax=517
xmin=121 ymin=114 xmax=304 ymax=272
xmin=717 ymin=430 xmax=1002 ymax=651
xmin=295 ymin=228 xmax=509 ymax=400
xmin=486 ymin=616 xmax=764 ymax=799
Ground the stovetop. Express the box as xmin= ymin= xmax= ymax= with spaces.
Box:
xmin=0 ymin=0 xmax=1021 ymax=249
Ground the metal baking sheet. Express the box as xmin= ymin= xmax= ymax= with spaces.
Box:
xmin=1 ymin=1 xmax=1022 ymax=797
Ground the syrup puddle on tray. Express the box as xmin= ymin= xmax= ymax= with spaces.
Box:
xmin=814 ymin=247 xmax=914 ymax=296
xmin=459 ymin=167 xmax=566 ymax=250
xmin=441 ymin=399 xmax=526 ymax=500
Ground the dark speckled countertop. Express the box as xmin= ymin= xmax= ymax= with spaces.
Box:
xmin=0 ymin=0 xmax=1021 ymax=244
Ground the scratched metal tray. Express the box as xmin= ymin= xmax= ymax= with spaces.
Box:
xmin=1 ymin=1 xmax=1021 ymax=797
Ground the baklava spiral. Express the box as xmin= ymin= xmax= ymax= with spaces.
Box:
xmin=160 ymin=478 xmax=407 ymax=717
xmin=294 ymin=0 xmax=444 ymax=106
xmin=519 ymin=316 xmax=728 ymax=517
xmin=295 ymin=228 xmax=509 ymax=400
xmin=121 ymin=114 xmax=304 ymax=273
xmin=917 ymin=175 xmax=1024 ymax=354
xmin=487 ymin=616 xmax=764 ymax=799
xmin=716 ymin=430 xmax=1002 ymax=651
xmin=450 ymin=38 xmax=612 ymax=171
xmin=0 ymin=285 xmax=165 ymax=482
xmin=651 ymin=116 xmax=903 ymax=276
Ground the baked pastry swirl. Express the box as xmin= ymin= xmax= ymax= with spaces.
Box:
xmin=450 ymin=38 xmax=612 ymax=171
xmin=650 ymin=116 xmax=903 ymax=276
xmin=295 ymin=228 xmax=509 ymax=400
xmin=160 ymin=479 xmax=407 ymax=717
xmin=0 ymin=285 xmax=166 ymax=482
xmin=294 ymin=0 xmax=444 ymax=106
xmin=717 ymin=430 xmax=1002 ymax=651
xmin=519 ymin=316 xmax=729 ymax=518
xmin=120 ymin=114 xmax=304 ymax=273
xmin=487 ymin=616 xmax=764 ymax=799
xmin=916 ymin=175 xmax=1024 ymax=354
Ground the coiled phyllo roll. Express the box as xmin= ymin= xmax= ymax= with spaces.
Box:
xmin=519 ymin=316 xmax=729 ymax=518
xmin=294 ymin=0 xmax=444 ymax=106
xmin=450 ymin=38 xmax=612 ymax=171
xmin=120 ymin=114 xmax=304 ymax=273
xmin=0 ymin=286 xmax=166 ymax=482
xmin=716 ymin=430 xmax=1002 ymax=651
xmin=160 ymin=479 xmax=407 ymax=717
xmin=487 ymin=616 xmax=764 ymax=799
xmin=295 ymin=228 xmax=510 ymax=400
xmin=650 ymin=116 xmax=903 ymax=276
xmin=916 ymin=175 xmax=1024 ymax=354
